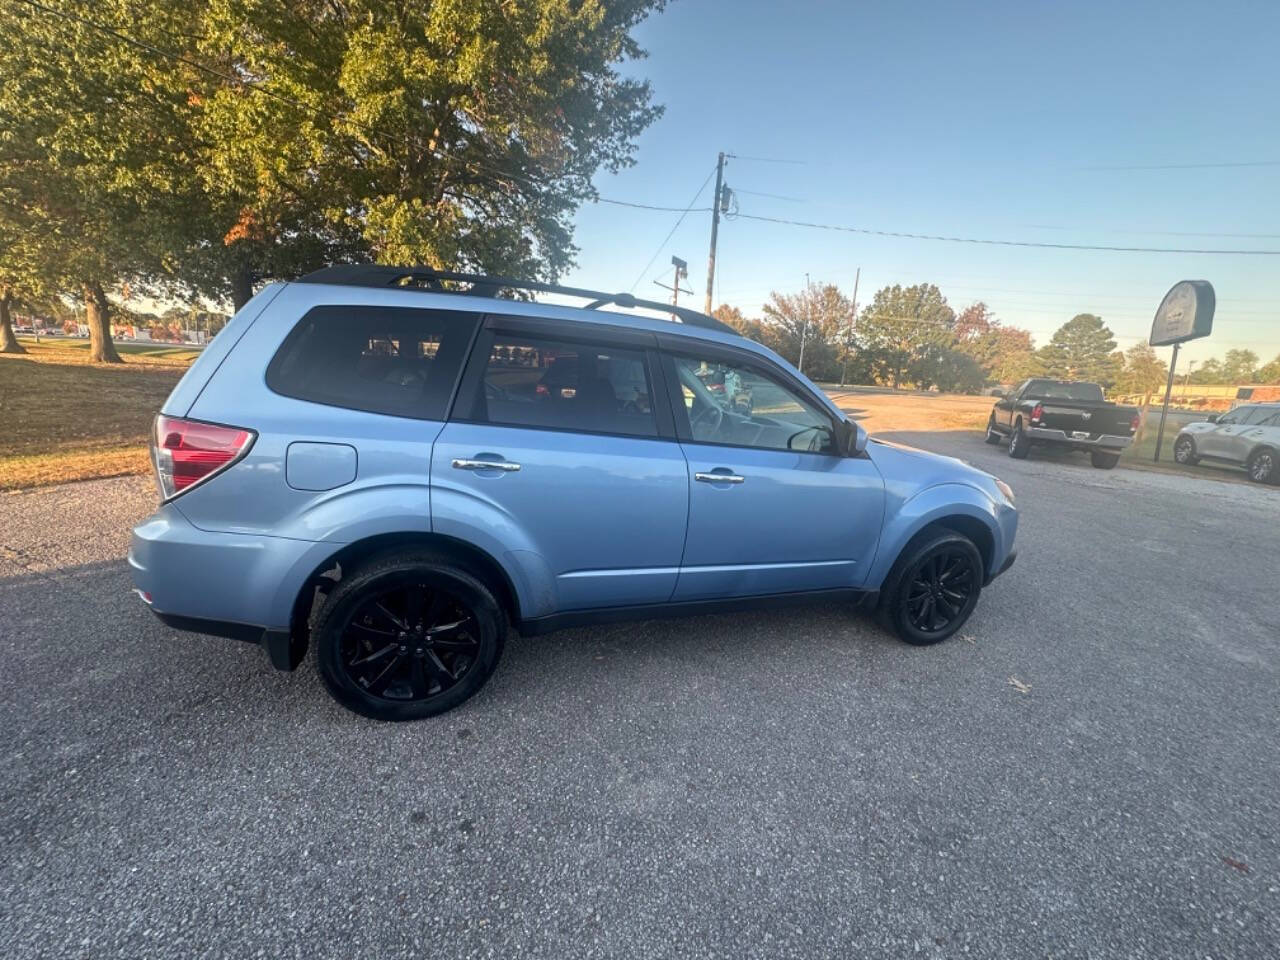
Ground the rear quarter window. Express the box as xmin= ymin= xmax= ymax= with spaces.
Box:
xmin=266 ymin=306 xmax=479 ymax=419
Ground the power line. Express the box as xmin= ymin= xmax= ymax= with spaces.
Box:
xmin=596 ymin=198 xmax=713 ymax=213
xmin=1081 ymin=159 xmax=1280 ymax=171
xmin=628 ymin=167 xmax=717 ymax=293
xmin=731 ymin=212 xmax=1280 ymax=256
xmin=726 ymin=154 xmax=807 ymax=165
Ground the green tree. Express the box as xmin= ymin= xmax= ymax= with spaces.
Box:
xmin=1114 ymin=342 xmax=1169 ymax=396
xmin=1220 ymin=348 xmax=1260 ymax=384
xmin=192 ymin=0 xmax=668 ymax=306
xmin=760 ymin=283 xmax=853 ymax=380
xmin=1191 ymin=357 xmax=1224 ymax=384
xmin=1255 ymin=354 xmax=1280 ymax=384
xmin=856 ymin=284 xmax=956 ymax=388
xmin=1037 ymin=314 xmax=1120 ymax=386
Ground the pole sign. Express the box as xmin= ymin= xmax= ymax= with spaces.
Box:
xmin=1150 ymin=280 xmax=1215 ymax=347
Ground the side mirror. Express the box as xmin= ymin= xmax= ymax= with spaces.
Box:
xmin=1206 ymin=414 xmax=1220 ymax=423
xmin=837 ymin=418 xmax=868 ymax=456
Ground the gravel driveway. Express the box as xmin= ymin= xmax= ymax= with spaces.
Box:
xmin=2 ymin=432 xmax=1276 ymax=959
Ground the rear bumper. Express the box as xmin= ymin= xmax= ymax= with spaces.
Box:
xmin=129 ymin=503 xmax=327 ymax=650
xmin=1025 ymin=426 xmax=1132 ymax=450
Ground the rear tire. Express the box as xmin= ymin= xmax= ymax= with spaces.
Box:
xmin=1090 ymin=450 xmax=1120 ymax=469
xmin=314 ymin=550 xmax=505 ymax=721
xmin=879 ymin=531 xmax=984 ymax=646
xmin=1173 ymin=435 xmax=1199 ymax=466
xmin=1247 ymin=447 xmax=1277 ymax=484
xmin=1007 ymin=419 xmax=1030 ymax=459
xmin=984 ymin=414 xmax=1002 ymax=444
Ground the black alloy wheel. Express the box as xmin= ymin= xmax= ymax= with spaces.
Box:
xmin=341 ymin=584 xmax=478 ymax=701
xmin=315 ymin=553 xmax=504 ymax=721
xmin=881 ymin=531 xmax=984 ymax=646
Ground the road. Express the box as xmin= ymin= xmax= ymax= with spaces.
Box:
xmin=2 ymin=431 xmax=1277 ymax=959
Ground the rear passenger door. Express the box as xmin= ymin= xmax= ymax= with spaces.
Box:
xmin=431 ymin=318 xmax=689 ymax=612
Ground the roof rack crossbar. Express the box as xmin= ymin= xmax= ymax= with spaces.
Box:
xmin=296 ymin=265 xmax=735 ymax=334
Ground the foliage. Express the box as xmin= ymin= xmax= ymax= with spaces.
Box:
xmin=0 ymin=0 xmax=668 ymax=357
xmin=1113 ymin=343 xmax=1168 ymax=396
xmin=1220 ymin=349 xmax=1260 ymax=384
xmin=758 ymin=283 xmax=853 ymax=379
xmin=1255 ymin=354 xmax=1280 ymax=384
xmin=1036 ymin=314 xmax=1121 ymax=386
xmin=855 ymin=284 xmax=957 ymax=388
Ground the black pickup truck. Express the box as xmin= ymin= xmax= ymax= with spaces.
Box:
xmin=984 ymin=378 xmax=1140 ymax=469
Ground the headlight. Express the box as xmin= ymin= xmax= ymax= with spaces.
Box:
xmin=994 ymin=478 xmax=1015 ymax=506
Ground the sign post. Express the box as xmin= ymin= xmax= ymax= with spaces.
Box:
xmin=1149 ymin=280 xmax=1215 ymax=462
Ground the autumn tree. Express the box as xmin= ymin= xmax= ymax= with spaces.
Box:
xmin=856 ymin=284 xmax=957 ymax=388
xmin=1220 ymin=349 xmax=1260 ymax=384
xmin=1114 ymin=343 xmax=1169 ymax=397
xmin=1255 ymin=354 xmax=1280 ymax=384
xmin=1037 ymin=314 xmax=1120 ymax=386
xmin=759 ymin=283 xmax=854 ymax=380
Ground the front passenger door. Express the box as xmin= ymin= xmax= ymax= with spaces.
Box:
xmin=662 ymin=348 xmax=885 ymax=601
xmin=1200 ymin=406 xmax=1253 ymax=460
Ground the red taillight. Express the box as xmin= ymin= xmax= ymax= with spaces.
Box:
xmin=1130 ymin=412 xmax=1141 ymax=432
xmin=151 ymin=415 xmax=254 ymax=500
xmin=1031 ymin=403 xmax=1043 ymax=422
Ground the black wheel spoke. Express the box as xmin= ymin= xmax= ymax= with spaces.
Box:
xmin=423 ymin=650 xmax=455 ymax=685
xmin=340 ymin=581 xmax=479 ymax=704
xmin=350 ymin=642 xmax=397 ymax=667
xmin=364 ymin=653 xmax=406 ymax=697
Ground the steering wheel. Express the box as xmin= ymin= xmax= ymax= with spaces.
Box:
xmin=690 ymin=399 xmax=725 ymax=437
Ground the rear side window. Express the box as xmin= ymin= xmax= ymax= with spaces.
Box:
xmin=470 ymin=334 xmax=658 ymax=437
xmin=1243 ymin=406 xmax=1275 ymax=425
xmin=266 ymin=306 xmax=479 ymax=419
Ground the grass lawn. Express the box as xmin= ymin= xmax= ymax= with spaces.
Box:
xmin=1 ymin=338 xmax=195 ymax=491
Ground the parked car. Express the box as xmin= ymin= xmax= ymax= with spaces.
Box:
xmin=129 ymin=266 xmax=1018 ymax=721
xmin=1173 ymin=402 xmax=1280 ymax=484
xmin=984 ymin=378 xmax=1140 ymax=469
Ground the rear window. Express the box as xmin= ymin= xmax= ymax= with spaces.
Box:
xmin=266 ymin=306 xmax=479 ymax=419
xmin=471 ymin=334 xmax=658 ymax=437
xmin=1025 ymin=380 xmax=1105 ymax=402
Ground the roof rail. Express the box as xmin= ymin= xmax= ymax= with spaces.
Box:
xmin=295 ymin=264 xmax=736 ymax=335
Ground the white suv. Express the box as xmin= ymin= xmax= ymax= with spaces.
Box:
xmin=1173 ymin=402 xmax=1280 ymax=484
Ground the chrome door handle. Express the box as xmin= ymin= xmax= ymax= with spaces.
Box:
xmin=452 ymin=458 xmax=521 ymax=472
xmin=695 ymin=471 xmax=744 ymax=484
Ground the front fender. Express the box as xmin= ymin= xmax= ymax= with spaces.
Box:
xmin=864 ymin=482 xmax=1012 ymax=589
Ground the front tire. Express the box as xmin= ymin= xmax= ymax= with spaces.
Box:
xmin=314 ymin=551 xmax=505 ymax=721
xmin=1090 ymin=450 xmax=1120 ymax=469
xmin=984 ymin=414 xmax=1002 ymax=444
xmin=1247 ymin=447 xmax=1277 ymax=484
xmin=1173 ymin=435 xmax=1199 ymax=466
xmin=879 ymin=531 xmax=984 ymax=646
xmin=1008 ymin=419 xmax=1030 ymax=459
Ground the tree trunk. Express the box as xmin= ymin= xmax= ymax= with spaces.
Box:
xmin=231 ymin=266 xmax=254 ymax=312
xmin=84 ymin=281 xmax=123 ymax=363
xmin=0 ymin=287 xmax=25 ymax=354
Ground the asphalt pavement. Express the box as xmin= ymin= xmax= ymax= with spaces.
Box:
xmin=2 ymin=434 xmax=1277 ymax=959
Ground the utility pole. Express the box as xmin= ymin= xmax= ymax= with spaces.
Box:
xmin=798 ymin=272 xmax=810 ymax=375
xmin=654 ymin=256 xmax=692 ymax=322
xmin=841 ymin=267 xmax=860 ymax=387
xmin=1183 ymin=359 xmax=1197 ymax=390
xmin=703 ymin=151 xmax=726 ymax=315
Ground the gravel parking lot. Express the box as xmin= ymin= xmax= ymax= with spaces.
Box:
xmin=2 ymin=431 xmax=1277 ymax=959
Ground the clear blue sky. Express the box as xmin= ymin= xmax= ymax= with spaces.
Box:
xmin=565 ymin=0 xmax=1280 ymax=368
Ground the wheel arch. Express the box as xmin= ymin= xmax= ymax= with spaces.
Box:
xmin=284 ymin=532 xmax=523 ymax=652
xmin=866 ymin=484 xmax=1008 ymax=589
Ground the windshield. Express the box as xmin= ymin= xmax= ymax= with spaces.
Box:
xmin=1025 ymin=380 xmax=1105 ymax=402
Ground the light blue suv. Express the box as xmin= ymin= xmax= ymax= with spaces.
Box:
xmin=129 ymin=267 xmax=1018 ymax=720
